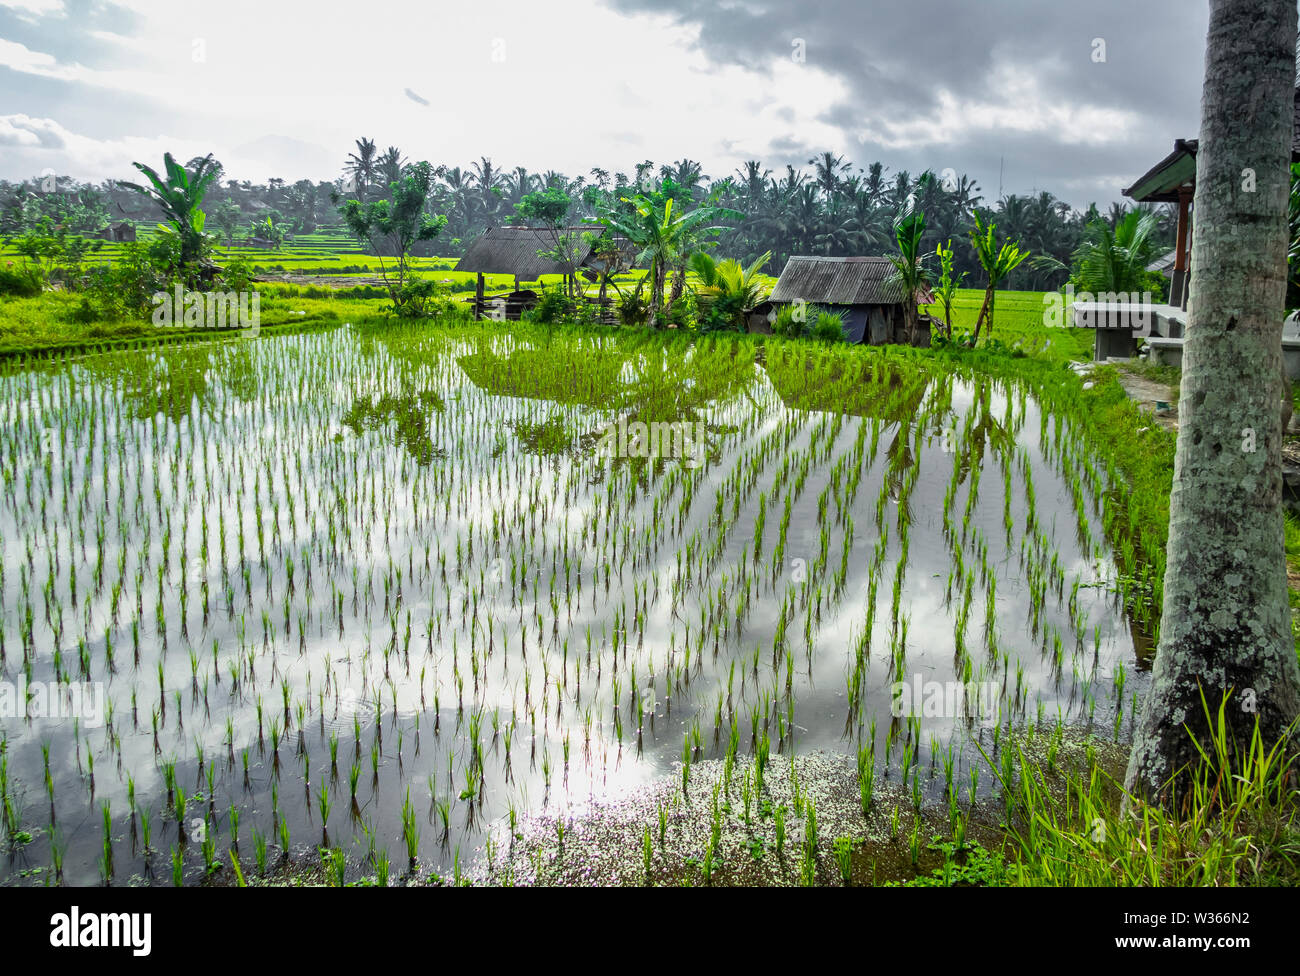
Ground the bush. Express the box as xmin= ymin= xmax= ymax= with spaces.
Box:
xmin=394 ymin=276 xmax=443 ymax=318
xmin=812 ymin=310 xmax=846 ymax=343
xmin=696 ymin=291 xmax=743 ymax=334
xmin=72 ymin=297 xmax=98 ymax=324
xmin=219 ymin=256 xmax=255 ymax=293
xmin=770 ymin=303 xmax=808 ymax=338
xmin=80 ymin=241 xmax=176 ymax=320
xmin=618 ymin=292 xmax=648 ymax=327
xmin=530 ymin=287 xmax=574 ymax=325
xmin=0 ymin=265 xmax=43 ymax=297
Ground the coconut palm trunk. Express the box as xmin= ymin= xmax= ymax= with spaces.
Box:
xmin=1125 ymin=0 xmax=1300 ymax=805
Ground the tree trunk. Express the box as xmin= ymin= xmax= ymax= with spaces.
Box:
xmin=969 ymin=287 xmax=993 ymax=344
xmin=1124 ymin=0 xmax=1300 ymax=806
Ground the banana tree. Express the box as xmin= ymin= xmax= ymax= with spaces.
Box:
xmin=119 ymin=152 xmax=222 ymax=271
xmin=600 ymin=193 xmax=741 ymax=328
xmin=933 ymin=239 xmax=966 ymax=339
xmin=967 ymin=212 xmax=1029 ymax=344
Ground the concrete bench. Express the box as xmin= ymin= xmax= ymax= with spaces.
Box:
xmin=1145 ymin=332 xmax=1300 ymax=380
xmin=1072 ymin=301 xmax=1185 ymax=361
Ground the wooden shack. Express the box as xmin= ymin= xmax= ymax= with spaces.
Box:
xmin=767 ymin=255 xmax=931 ymax=346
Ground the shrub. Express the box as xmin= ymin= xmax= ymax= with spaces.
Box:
xmin=0 ymin=265 xmax=43 ymax=297
xmin=696 ymin=291 xmax=743 ymax=334
xmin=618 ymin=292 xmax=648 ymax=327
xmin=530 ymin=287 xmax=574 ymax=325
xmin=394 ymin=276 xmax=444 ymax=318
xmin=72 ymin=297 xmax=99 ymax=324
xmin=770 ymin=304 xmax=808 ymax=338
xmin=219 ymin=256 xmax=255 ymax=293
xmin=665 ymin=290 xmax=699 ymax=330
xmin=80 ymin=240 xmax=176 ymax=320
xmin=812 ymin=310 xmax=847 ymax=343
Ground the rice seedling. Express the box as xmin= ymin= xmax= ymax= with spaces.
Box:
xmin=833 ymin=836 xmax=854 ymax=885
xmin=253 ymin=827 xmax=267 ymax=875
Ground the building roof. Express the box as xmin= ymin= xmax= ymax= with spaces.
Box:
xmin=1123 ymin=139 xmax=1198 ymax=203
xmin=1125 ymin=90 xmax=1300 ymax=202
xmin=455 ymin=225 xmax=607 ymax=279
xmin=1147 ymin=248 xmax=1178 ymax=275
xmin=769 ymin=255 xmax=908 ymax=306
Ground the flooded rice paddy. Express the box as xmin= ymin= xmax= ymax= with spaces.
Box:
xmin=0 ymin=322 xmax=1147 ymax=885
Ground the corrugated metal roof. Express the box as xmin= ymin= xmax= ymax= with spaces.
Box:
xmin=769 ymin=255 xmax=906 ymax=306
xmin=455 ymin=225 xmax=606 ymax=279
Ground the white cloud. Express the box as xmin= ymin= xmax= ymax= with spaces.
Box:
xmin=0 ymin=115 xmax=214 ymax=181
xmin=0 ymin=37 xmax=78 ymax=80
xmin=0 ymin=0 xmax=65 ymax=19
xmin=0 ymin=0 xmax=853 ymax=184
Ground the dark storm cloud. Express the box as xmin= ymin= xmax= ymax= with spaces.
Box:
xmin=603 ymin=0 xmax=1215 ymax=206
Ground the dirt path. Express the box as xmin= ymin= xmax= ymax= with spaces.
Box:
xmin=1113 ymin=370 xmax=1179 ymax=432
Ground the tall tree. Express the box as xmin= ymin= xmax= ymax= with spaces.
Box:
xmin=338 ymin=161 xmax=447 ymax=312
xmin=886 ymin=208 xmax=933 ymax=345
xmin=1125 ymin=0 xmax=1300 ymax=805
xmin=345 ymin=138 xmax=378 ymax=201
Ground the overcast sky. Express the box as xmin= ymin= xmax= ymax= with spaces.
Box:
xmin=0 ymin=0 xmax=1235 ymax=208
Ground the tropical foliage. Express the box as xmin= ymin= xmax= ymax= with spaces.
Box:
xmin=118 ymin=152 xmax=222 ymax=274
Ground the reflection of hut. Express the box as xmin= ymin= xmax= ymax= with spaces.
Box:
xmin=763 ymin=350 xmax=930 ymax=424
xmin=456 ymin=345 xmax=629 ymax=408
xmin=455 ymin=226 xmax=631 ymax=319
xmin=768 ymin=256 xmax=932 ymax=346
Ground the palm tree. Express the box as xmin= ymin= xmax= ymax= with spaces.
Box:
xmin=470 ymin=156 xmax=504 ymax=227
xmin=967 ymin=211 xmax=1029 ymax=343
xmin=505 ymin=167 xmax=538 ymax=207
xmin=1125 ymin=0 xmax=1300 ymax=808
xmin=809 ymin=151 xmax=849 ymax=199
xmin=599 ymin=192 xmax=741 ymax=328
xmin=933 ymin=239 xmax=966 ymax=338
xmin=863 ymin=162 xmax=889 ymax=207
xmin=377 ymin=146 xmax=406 ymax=189
xmin=688 ymin=249 xmax=772 ymax=329
xmin=345 ymin=138 xmax=378 ymax=201
xmin=886 ymin=208 xmax=933 ymax=344
xmin=1068 ymin=210 xmax=1161 ymax=295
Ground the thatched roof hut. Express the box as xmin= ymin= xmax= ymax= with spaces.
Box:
xmin=455 ymin=225 xmax=630 ymax=280
xmin=455 ymin=225 xmax=634 ymax=318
